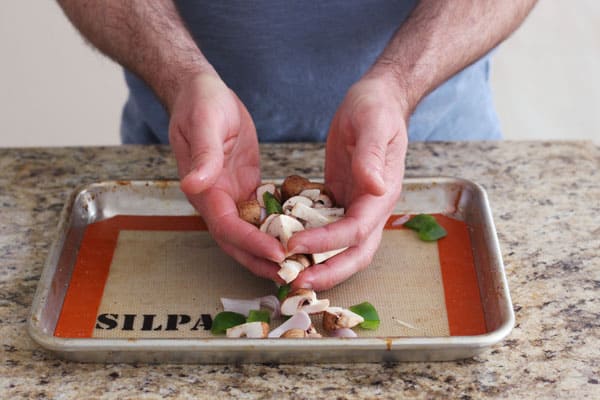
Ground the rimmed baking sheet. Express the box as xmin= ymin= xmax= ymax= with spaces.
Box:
xmin=28 ymin=178 xmax=514 ymax=363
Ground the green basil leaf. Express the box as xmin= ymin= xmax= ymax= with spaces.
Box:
xmin=211 ymin=311 xmax=246 ymax=335
xmin=349 ymin=301 xmax=380 ymax=330
xmin=247 ymin=309 xmax=270 ymax=324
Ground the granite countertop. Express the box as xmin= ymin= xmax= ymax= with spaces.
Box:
xmin=0 ymin=142 xmax=598 ymax=399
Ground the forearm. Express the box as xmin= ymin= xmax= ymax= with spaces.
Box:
xmin=368 ymin=0 xmax=537 ymax=115
xmin=58 ymin=0 xmax=213 ymax=110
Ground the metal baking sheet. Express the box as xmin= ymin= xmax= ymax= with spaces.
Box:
xmin=28 ymin=178 xmax=514 ymax=363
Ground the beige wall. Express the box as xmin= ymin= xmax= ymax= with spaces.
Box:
xmin=0 ymin=1 xmax=598 ymax=147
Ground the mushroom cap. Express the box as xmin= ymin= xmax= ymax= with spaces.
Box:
xmin=280 ymin=289 xmax=330 ymax=315
xmin=264 ymin=214 xmax=304 ymax=250
xmin=237 ymin=199 xmax=262 ymax=226
xmin=322 ymin=307 xmax=364 ymax=332
xmin=226 ymin=321 xmax=270 ymax=338
xmin=280 ymin=175 xmax=311 ymax=201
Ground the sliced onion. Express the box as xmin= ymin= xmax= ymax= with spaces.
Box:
xmin=330 ymin=328 xmax=358 ymax=338
xmin=259 ymin=295 xmax=281 ymax=319
xmin=391 ymin=214 xmax=411 ymax=227
xmin=221 ymin=298 xmax=260 ymax=317
xmin=268 ymin=311 xmax=311 ymax=338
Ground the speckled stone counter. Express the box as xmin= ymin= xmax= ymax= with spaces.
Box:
xmin=1 ymin=142 xmax=598 ymax=399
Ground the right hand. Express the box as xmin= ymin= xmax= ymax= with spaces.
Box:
xmin=168 ymin=73 xmax=286 ymax=281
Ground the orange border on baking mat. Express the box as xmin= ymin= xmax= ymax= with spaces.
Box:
xmin=386 ymin=214 xmax=487 ymax=335
xmin=54 ymin=216 xmax=206 ymax=338
xmin=55 ymin=214 xmax=486 ymax=338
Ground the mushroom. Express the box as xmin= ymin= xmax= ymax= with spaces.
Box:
xmin=237 ymin=199 xmax=263 ymax=226
xmin=280 ymin=289 xmax=330 ymax=316
xmin=281 ymin=175 xmax=312 ymax=201
xmin=226 ymin=321 xmax=270 ymax=338
xmin=282 ymin=195 xmax=313 ymax=215
xmin=280 ymin=175 xmax=336 ymax=206
xmin=281 ymin=326 xmax=322 ymax=338
xmin=256 ymin=183 xmax=280 ymax=207
xmin=259 ymin=213 xmax=279 ymax=232
xmin=280 ymin=329 xmax=307 ymax=338
xmin=298 ymin=188 xmax=321 ymax=201
xmin=311 ymin=247 xmax=347 ymax=265
xmin=278 ymin=258 xmax=306 ymax=283
xmin=322 ymin=307 xmax=364 ymax=332
xmin=262 ymin=214 xmax=304 ymax=250
xmin=290 ymin=202 xmax=332 ymax=228
xmin=278 ymin=254 xmax=311 ymax=283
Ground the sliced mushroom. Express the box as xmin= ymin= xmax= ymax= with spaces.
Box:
xmin=237 ymin=199 xmax=262 ymax=226
xmin=278 ymin=258 xmax=306 ymax=283
xmin=313 ymin=194 xmax=334 ymax=209
xmin=281 ymin=328 xmax=307 ymax=338
xmin=311 ymin=247 xmax=347 ymax=264
xmin=256 ymin=183 xmax=280 ymax=207
xmin=306 ymin=325 xmax=323 ymax=338
xmin=298 ymin=188 xmax=322 ymax=201
xmin=322 ymin=307 xmax=364 ymax=332
xmin=259 ymin=213 xmax=279 ymax=232
xmin=263 ymin=214 xmax=304 ymax=250
xmin=281 ymin=326 xmax=322 ymax=338
xmin=280 ymin=289 xmax=330 ymax=316
xmin=282 ymin=195 xmax=313 ymax=215
xmin=226 ymin=321 xmax=270 ymax=338
xmin=290 ymin=202 xmax=331 ymax=229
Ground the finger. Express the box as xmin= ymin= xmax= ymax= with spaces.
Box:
xmin=291 ymin=224 xmax=384 ymax=291
xmin=351 ymin=113 xmax=391 ymax=196
xmin=287 ymin=193 xmax=389 ymax=255
xmin=191 ymin=189 xmax=286 ymax=263
xmin=218 ymin=241 xmax=284 ymax=283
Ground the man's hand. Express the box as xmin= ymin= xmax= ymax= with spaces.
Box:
xmin=287 ymin=76 xmax=408 ymax=291
xmin=170 ymin=72 xmax=286 ymax=281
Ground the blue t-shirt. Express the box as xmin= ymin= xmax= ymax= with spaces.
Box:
xmin=121 ymin=1 xmax=501 ymax=144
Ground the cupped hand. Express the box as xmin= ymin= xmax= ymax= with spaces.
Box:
xmin=288 ymin=76 xmax=409 ymax=291
xmin=169 ymin=73 xmax=285 ymax=281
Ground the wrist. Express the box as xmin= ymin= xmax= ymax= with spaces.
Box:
xmin=156 ymin=60 xmax=218 ymax=113
xmin=361 ymin=63 xmax=414 ymax=120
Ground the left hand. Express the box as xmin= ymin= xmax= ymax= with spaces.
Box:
xmin=287 ymin=75 xmax=409 ymax=291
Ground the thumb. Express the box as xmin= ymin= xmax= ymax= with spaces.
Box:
xmin=351 ymin=126 xmax=387 ymax=196
xmin=178 ymin=119 xmax=226 ymax=196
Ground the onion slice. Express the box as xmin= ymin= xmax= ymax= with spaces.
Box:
xmin=268 ymin=311 xmax=311 ymax=338
xmin=259 ymin=295 xmax=281 ymax=319
xmin=220 ymin=298 xmax=260 ymax=317
xmin=392 ymin=214 xmax=411 ymax=227
xmin=329 ymin=328 xmax=358 ymax=338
